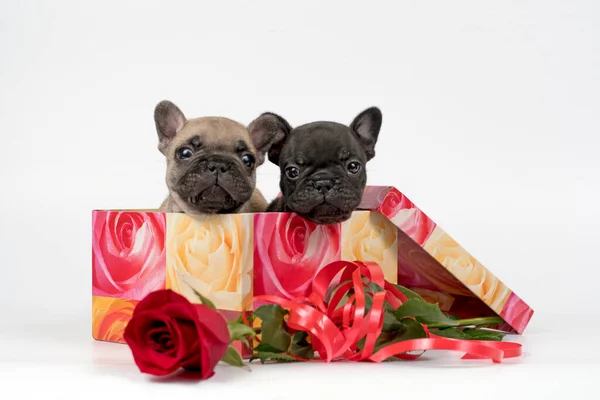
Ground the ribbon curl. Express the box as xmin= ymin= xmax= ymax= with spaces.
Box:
xmin=253 ymin=260 xmax=522 ymax=363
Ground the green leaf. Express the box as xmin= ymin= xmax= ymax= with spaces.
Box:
xmin=367 ymin=318 xmax=428 ymax=351
xmin=428 ymin=316 xmax=505 ymax=329
xmin=254 ymin=342 xmax=285 ymax=353
xmin=373 ymin=318 xmax=428 ymax=362
xmin=444 ymin=313 xmax=461 ymax=320
xmin=221 ymin=345 xmax=246 ymax=368
xmin=190 ymin=287 xmax=217 ymax=311
xmin=462 ymin=328 xmax=506 ymax=341
xmin=252 ymin=305 xmax=291 ymax=353
xmin=382 ymin=310 xmax=404 ymax=332
xmin=249 ymin=352 xmax=297 ymax=364
xmin=290 ymin=332 xmax=314 ymax=360
xmin=358 ymin=288 xmax=403 ymax=332
xmin=239 ymin=337 xmax=251 ymax=349
xmin=431 ymin=327 xmax=506 ymax=342
xmin=430 ymin=327 xmax=467 ymax=340
xmin=395 ymin=298 xmax=459 ymax=326
xmin=367 ymin=282 xmax=385 ymax=293
xmin=393 ymin=317 xmax=428 ymax=342
xmin=227 ymin=321 xmax=256 ymax=342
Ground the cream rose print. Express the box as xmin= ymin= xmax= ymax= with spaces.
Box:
xmin=424 ymin=228 xmax=511 ymax=314
xmin=166 ymin=213 xmax=252 ymax=312
xmin=341 ymin=211 xmax=398 ymax=284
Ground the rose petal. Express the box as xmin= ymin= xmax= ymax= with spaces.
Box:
xmin=124 ymin=310 xmax=185 ymax=376
xmin=124 ymin=289 xmax=232 ymax=378
xmin=193 ymin=304 xmax=230 ymax=344
xmin=146 ymin=323 xmax=178 ymax=356
xmin=142 ymin=320 xmax=185 ymax=373
xmin=125 ymin=318 xmax=179 ymax=376
xmin=125 ymin=313 xmax=157 ymax=344
xmin=133 ymin=290 xmax=190 ymax=316
xmin=176 ymin=319 xmax=202 ymax=370
xmin=159 ymin=302 xmax=199 ymax=322
xmin=192 ymin=304 xmax=230 ymax=379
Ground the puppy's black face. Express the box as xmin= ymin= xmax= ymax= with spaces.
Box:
xmin=279 ymin=123 xmax=368 ymax=224
xmin=262 ymin=107 xmax=382 ymax=224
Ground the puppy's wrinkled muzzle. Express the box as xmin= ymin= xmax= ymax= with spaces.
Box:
xmin=187 ymin=185 xmax=232 ymax=205
xmin=287 ymin=176 xmax=362 ymax=224
xmin=313 ymin=179 xmax=335 ymax=194
xmin=173 ymin=155 xmax=253 ymax=213
xmin=307 ymin=203 xmax=353 ymax=225
xmin=206 ymin=159 xmax=231 ymax=174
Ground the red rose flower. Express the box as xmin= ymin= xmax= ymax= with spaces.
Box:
xmin=124 ymin=290 xmax=230 ymax=378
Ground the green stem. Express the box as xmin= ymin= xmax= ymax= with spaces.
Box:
xmin=427 ymin=316 xmax=504 ymax=329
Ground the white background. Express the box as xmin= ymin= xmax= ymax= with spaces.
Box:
xmin=1 ymin=0 xmax=599 ymax=398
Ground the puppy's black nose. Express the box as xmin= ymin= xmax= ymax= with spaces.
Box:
xmin=314 ymin=179 xmax=335 ymax=194
xmin=207 ymin=160 xmax=230 ymax=173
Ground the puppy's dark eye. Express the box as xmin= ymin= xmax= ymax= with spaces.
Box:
xmin=285 ymin=166 xmax=300 ymax=180
xmin=347 ymin=161 xmax=361 ymax=174
xmin=241 ymin=154 xmax=255 ymax=168
xmin=177 ymin=147 xmax=194 ymax=160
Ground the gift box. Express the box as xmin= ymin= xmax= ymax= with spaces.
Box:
xmin=92 ymin=186 xmax=533 ymax=351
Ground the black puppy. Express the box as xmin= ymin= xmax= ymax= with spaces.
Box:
xmin=249 ymin=107 xmax=382 ymax=224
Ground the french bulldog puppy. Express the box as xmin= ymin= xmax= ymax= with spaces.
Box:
xmin=259 ymin=107 xmax=383 ymax=224
xmin=155 ymin=100 xmax=278 ymax=215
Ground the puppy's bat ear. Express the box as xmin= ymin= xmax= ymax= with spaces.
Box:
xmin=154 ymin=100 xmax=187 ymax=155
xmin=248 ymin=112 xmax=292 ymax=166
xmin=350 ymin=107 xmax=382 ymax=161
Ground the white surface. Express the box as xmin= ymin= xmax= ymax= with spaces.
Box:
xmin=1 ymin=312 xmax=599 ymax=399
xmin=1 ymin=0 xmax=599 ymax=398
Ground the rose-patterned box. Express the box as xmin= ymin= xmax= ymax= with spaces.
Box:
xmin=92 ymin=186 xmax=533 ymax=350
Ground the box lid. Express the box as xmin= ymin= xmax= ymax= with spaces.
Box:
xmin=355 ymin=186 xmax=533 ymax=334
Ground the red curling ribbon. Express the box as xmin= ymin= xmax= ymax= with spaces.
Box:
xmin=252 ymin=260 xmax=523 ymax=363
xmin=383 ymin=281 xmax=408 ymax=307
xmin=459 ymin=340 xmax=522 ymax=359
xmin=369 ymin=336 xmax=505 ymax=363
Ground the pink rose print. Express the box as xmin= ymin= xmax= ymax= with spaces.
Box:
xmin=253 ymin=213 xmax=341 ymax=300
xmin=500 ymin=293 xmax=534 ymax=334
xmin=378 ymin=188 xmax=436 ymax=246
xmin=92 ymin=211 xmax=166 ymax=300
